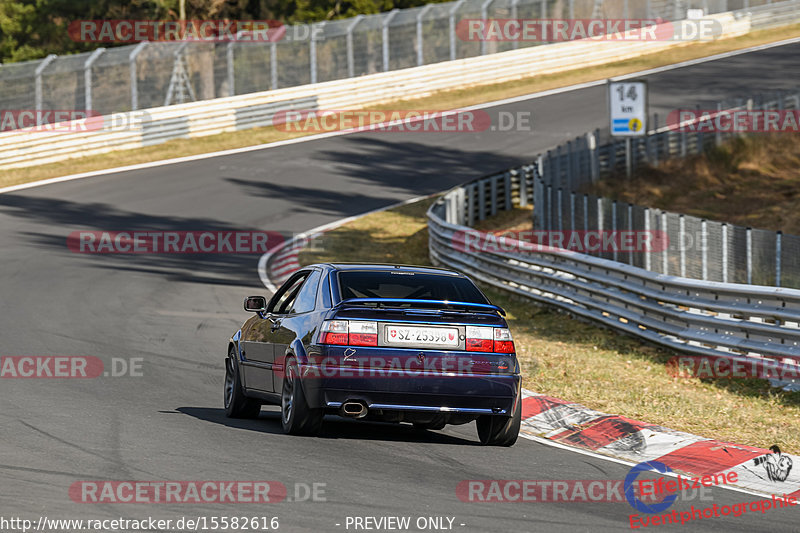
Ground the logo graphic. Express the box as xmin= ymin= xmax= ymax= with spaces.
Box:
xmin=754 ymin=445 xmax=793 ymax=483
xmin=625 ymin=461 xmax=677 ymax=514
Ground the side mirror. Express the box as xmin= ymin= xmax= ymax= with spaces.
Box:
xmin=244 ymin=296 xmax=267 ymax=313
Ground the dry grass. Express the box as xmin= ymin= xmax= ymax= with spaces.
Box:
xmin=298 ymin=197 xmax=800 ymax=454
xmin=587 ymin=133 xmax=800 ymax=234
xmin=4 ymin=23 xmax=800 ymax=189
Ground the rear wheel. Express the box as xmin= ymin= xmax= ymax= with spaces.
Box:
xmin=281 ymin=357 xmax=324 ymax=436
xmin=476 ymin=398 xmax=521 ymax=446
xmin=224 ymin=347 xmax=261 ymax=419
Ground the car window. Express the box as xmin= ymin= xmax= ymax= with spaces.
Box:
xmin=290 ymin=270 xmax=321 ymax=314
xmin=271 ymin=274 xmax=308 ymax=314
xmin=337 ymin=271 xmax=489 ymax=303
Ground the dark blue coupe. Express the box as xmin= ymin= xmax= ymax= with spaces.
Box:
xmin=225 ymin=264 xmax=522 ymax=446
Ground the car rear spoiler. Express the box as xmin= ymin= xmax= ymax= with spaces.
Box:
xmin=337 ymin=298 xmax=506 ymax=316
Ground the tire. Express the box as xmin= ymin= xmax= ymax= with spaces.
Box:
xmin=281 ymin=357 xmax=324 ymax=436
xmin=224 ymin=348 xmax=261 ymax=419
xmin=476 ymin=397 xmax=521 ymax=446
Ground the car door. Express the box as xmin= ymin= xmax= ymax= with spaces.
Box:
xmin=270 ymin=269 xmax=321 ymax=391
xmin=240 ymin=271 xmax=310 ymax=393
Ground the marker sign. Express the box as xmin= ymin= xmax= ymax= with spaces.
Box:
xmin=609 ymin=81 xmax=647 ymax=137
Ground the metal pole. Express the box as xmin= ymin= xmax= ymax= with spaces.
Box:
xmin=382 ymin=9 xmax=400 ymax=72
xmin=310 ymin=21 xmax=325 ymax=83
xmin=540 ymin=0 xmax=546 ymax=18
xmin=776 ymin=231 xmax=782 ymax=287
xmin=628 ymin=204 xmax=634 ymax=265
xmin=569 ymin=0 xmax=574 ymax=19
xmin=661 ymin=212 xmax=668 ymax=275
xmin=679 ymin=215 xmax=686 ymax=277
xmin=270 ymin=42 xmax=278 ymax=90
xmin=715 ymin=102 xmax=722 ymax=146
xmin=624 ymin=0 xmax=629 ymax=19
xmin=625 ymin=138 xmax=632 ymax=179
xmin=701 ymin=219 xmax=708 ymax=281
xmin=449 ymin=0 xmax=466 ymax=61
xmin=226 ymin=40 xmax=235 ymax=96
xmin=583 ymin=194 xmax=589 ymax=233
xmin=415 ymin=7 xmax=431 ymax=67
xmin=644 ymin=208 xmax=651 ymax=271
xmin=746 ymin=227 xmax=753 ymax=284
xmin=83 ymin=48 xmax=105 ymax=111
xmin=346 ymin=16 xmax=364 ymax=77
xmin=480 ymin=0 xmax=494 ymax=56
xmin=129 ymin=42 xmax=147 ymax=111
xmin=589 ymin=130 xmax=599 ymax=182
xmin=570 ymin=192 xmax=576 ymax=231
xmin=612 ymin=201 xmax=618 ymax=262
xmin=557 ymin=188 xmax=563 ymax=231
xmin=511 ymin=0 xmax=520 ymax=50
xmin=721 ymin=223 xmax=728 ymax=283
xmin=35 ymin=54 xmax=57 ymax=123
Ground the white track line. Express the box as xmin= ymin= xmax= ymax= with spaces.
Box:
xmin=2 ymin=35 xmax=799 ymax=198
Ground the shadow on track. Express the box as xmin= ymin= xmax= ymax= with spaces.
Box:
xmin=177 ymin=406 xmax=478 ymax=445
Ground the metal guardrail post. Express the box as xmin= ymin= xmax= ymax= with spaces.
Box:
xmin=490 ymin=176 xmax=498 ymax=216
xmin=83 ymin=48 xmax=105 ymax=112
xmin=557 ymin=188 xmax=563 ymax=231
xmin=382 ymin=10 xmax=400 ymax=72
xmin=701 ymin=219 xmax=708 ymax=281
xmin=722 ymin=223 xmax=728 ymax=283
xmin=679 ymin=215 xmax=687 ymax=277
xmin=540 ymin=0 xmax=546 ymax=18
xmin=569 ymin=0 xmax=575 ymax=19
xmin=449 ymin=0 xmax=466 ymax=61
xmin=547 ymin=186 xmax=553 ymax=229
xmin=310 ymin=22 xmax=325 ymax=84
xmin=504 ymin=172 xmax=512 ymax=211
xmin=777 ymin=231 xmax=783 ymax=287
xmin=34 ymin=54 xmax=57 ymax=123
xmin=583 ymin=195 xmax=589 ymax=232
xmin=747 ymin=227 xmax=753 ymax=284
xmin=628 ymin=204 xmax=634 ymax=266
xmin=570 ymin=192 xmax=576 ymax=231
xmin=129 ymin=42 xmax=148 ymax=111
xmin=226 ymin=39 xmax=236 ymax=96
xmin=479 ymin=179 xmax=487 ymax=221
xmin=415 ymin=7 xmax=431 ymax=67
xmin=270 ymin=42 xmax=278 ymax=90
xmin=597 ymin=197 xmax=603 ymax=234
xmin=346 ymin=15 xmax=365 ymax=78
xmin=661 ymin=212 xmax=668 ymax=275
xmin=612 ymin=201 xmax=618 ymax=262
xmin=519 ymin=169 xmax=528 ymax=207
xmin=644 ymin=208 xmax=651 ymax=271
xmin=511 ymin=0 xmax=520 ymax=50
xmin=480 ymin=0 xmax=494 ymax=56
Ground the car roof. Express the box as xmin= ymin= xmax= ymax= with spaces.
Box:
xmin=314 ymin=263 xmax=465 ymax=277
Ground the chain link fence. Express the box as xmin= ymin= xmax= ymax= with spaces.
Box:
xmin=0 ymin=0 xmax=787 ymax=120
xmin=534 ymin=89 xmax=800 ymax=288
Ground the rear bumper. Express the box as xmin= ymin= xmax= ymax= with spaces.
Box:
xmin=299 ymin=364 xmax=521 ymax=415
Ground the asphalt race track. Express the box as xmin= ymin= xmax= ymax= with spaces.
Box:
xmin=1 ymin=42 xmax=799 ymax=532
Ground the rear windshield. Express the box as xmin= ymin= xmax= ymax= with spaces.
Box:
xmin=337 ymin=271 xmax=488 ymax=303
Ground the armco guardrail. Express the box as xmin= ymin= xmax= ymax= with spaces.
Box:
xmin=427 ymin=168 xmax=800 ymax=384
xmin=0 ymin=7 xmax=773 ymax=170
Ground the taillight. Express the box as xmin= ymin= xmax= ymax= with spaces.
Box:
xmin=320 ymin=320 xmax=348 ymax=345
xmin=348 ymin=321 xmax=378 ymax=346
xmin=466 ymin=326 xmax=515 ymax=353
xmin=466 ymin=326 xmax=493 ymax=352
xmin=494 ymin=328 xmax=515 ymax=353
xmin=319 ymin=320 xmax=378 ymax=347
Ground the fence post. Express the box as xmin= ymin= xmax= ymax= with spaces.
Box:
xmin=382 ymin=10 xmax=399 ymax=72
xmin=479 ymin=180 xmax=487 ymax=221
xmin=540 ymin=0 xmax=547 ymax=18
xmin=715 ymin=102 xmax=722 ymax=146
xmin=504 ymin=172 xmax=512 ymax=211
xmin=557 ymin=188 xmax=563 ymax=231
xmin=511 ymin=0 xmax=520 ymax=50
xmin=547 ymin=185 xmax=553 ymax=229
xmin=722 ymin=223 xmax=728 ymax=283
xmin=652 ymin=114 xmax=660 ymax=167
xmin=34 ymin=54 xmax=57 ymax=123
xmin=628 ymin=204 xmax=634 ymax=265
xmin=129 ymin=42 xmax=147 ymax=110
xmin=776 ymin=231 xmax=782 ymax=287
xmin=588 ymin=130 xmax=599 ymax=182
xmin=597 ymin=198 xmax=604 ymax=257
xmin=611 ymin=201 xmax=618 ymax=262
xmin=270 ymin=42 xmax=278 ymax=90
xmin=679 ymin=215 xmax=686 ymax=277
xmin=566 ymin=140 xmax=573 ymax=190
xmin=83 ymin=48 xmax=105 ymax=111
xmin=583 ymin=194 xmax=589 ymax=233
xmin=311 ymin=22 xmax=325 ymax=83
xmin=644 ymin=208 xmax=651 ymax=271
xmin=347 ymin=15 xmax=364 ymax=77
xmin=414 ymin=8 xmax=432 ymax=67
xmin=490 ymin=176 xmax=498 ymax=216
xmin=449 ymin=0 xmax=466 ymax=61
xmin=701 ymin=219 xmax=708 ymax=281
xmin=569 ymin=0 xmax=574 ymax=19
xmin=480 ymin=0 xmax=494 ymax=56
xmin=661 ymin=212 xmax=668 ymax=275
xmin=467 ymin=184 xmax=475 ymax=226
xmin=226 ymin=40 xmax=235 ymax=96
xmin=570 ymin=192 xmax=576 ymax=231
xmin=519 ymin=168 xmax=528 ymax=207
xmin=746 ymin=227 xmax=753 ymax=284
xmin=625 ymin=138 xmax=632 ymax=179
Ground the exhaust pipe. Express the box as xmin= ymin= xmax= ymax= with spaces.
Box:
xmin=341 ymin=401 xmax=368 ymax=419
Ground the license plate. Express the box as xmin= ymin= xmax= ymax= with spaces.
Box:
xmin=384 ymin=325 xmax=459 ymax=347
